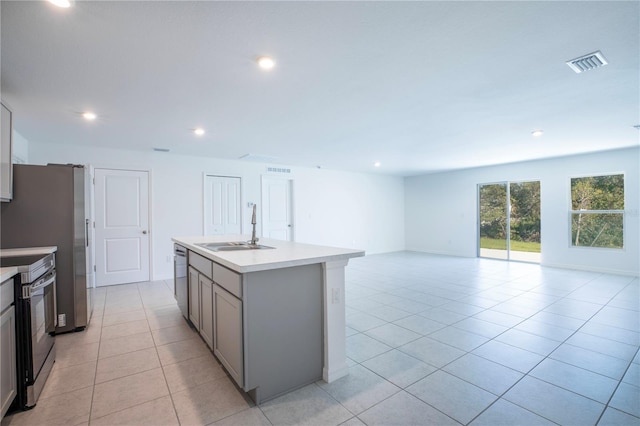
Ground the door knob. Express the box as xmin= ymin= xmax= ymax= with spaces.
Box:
xmin=142 ymin=230 xmax=148 ymax=234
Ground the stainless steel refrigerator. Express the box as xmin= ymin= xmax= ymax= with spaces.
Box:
xmin=1 ymin=164 xmax=93 ymax=333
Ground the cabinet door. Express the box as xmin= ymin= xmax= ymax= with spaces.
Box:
xmin=0 ymin=103 xmax=12 ymax=202
xmin=1 ymin=305 xmax=16 ymax=417
xmin=213 ymin=284 xmax=243 ymax=386
xmin=199 ymin=275 xmax=214 ymax=349
xmin=188 ymin=266 xmax=200 ymax=329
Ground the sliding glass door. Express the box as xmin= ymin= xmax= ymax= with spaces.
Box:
xmin=479 ymin=183 xmax=508 ymax=259
xmin=478 ymin=181 xmax=540 ymax=262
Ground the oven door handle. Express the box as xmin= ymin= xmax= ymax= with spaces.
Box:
xmin=22 ymin=271 xmax=56 ymax=299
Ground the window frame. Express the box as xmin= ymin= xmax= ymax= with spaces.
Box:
xmin=568 ymin=172 xmax=625 ymax=250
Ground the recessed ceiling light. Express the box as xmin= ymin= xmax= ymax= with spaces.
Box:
xmin=257 ymin=56 xmax=275 ymax=70
xmin=82 ymin=112 xmax=97 ymax=121
xmin=374 ymin=162 xmax=381 ymax=167
xmin=531 ymin=130 xmax=544 ymax=137
xmin=48 ymin=0 xmax=71 ymax=8
xmin=193 ymin=128 xmax=205 ymax=136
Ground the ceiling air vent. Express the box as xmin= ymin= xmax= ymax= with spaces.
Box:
xmin=566 ymin=51 xmax=608 ymax=73
xmin=267 ymin=167 xmax=291 ymax=174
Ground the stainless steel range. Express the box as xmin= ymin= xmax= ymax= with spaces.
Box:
xmin=0 ymin=252 xmax=56 ymax=410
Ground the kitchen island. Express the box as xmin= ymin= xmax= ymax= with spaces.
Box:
xmin=172 ymin=235 xmax=364 ymax=404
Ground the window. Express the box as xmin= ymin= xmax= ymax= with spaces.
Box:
xmin=570 ymin=174 xmax=624 ymax=249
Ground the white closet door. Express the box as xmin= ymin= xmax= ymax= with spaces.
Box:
xmin=204 ymin=176 xmax=241 ymax=235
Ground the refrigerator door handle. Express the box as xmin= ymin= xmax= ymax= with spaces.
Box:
xmin=85 ymin=219 xmax=89 ymax=247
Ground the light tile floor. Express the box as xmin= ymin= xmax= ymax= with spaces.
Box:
xmin=2 ymin=252 xmax=639 ymax=425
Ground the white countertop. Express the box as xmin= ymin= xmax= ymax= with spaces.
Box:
xmin=0 ymin=246 xmax=58 ymax=257
xmin=173 ymin=235 xmax=365 ymax=273
xmin=0 ymin=267 xmax=19 ymax=283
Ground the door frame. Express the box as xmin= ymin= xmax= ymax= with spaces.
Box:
xmin=260 ymin=175 xmax=295 ymax=241
xmin=86 ymin=165 xmax=96 ymax=292
xmin=202 ymin=173 xmax=243 ymax=235
xmin=93 ymin=166 xmax=153 ymax=284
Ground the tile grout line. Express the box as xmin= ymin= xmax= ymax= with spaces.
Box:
xmin=466 ymin=276 xmax=639 ymax=425
xmin=138 ymin=280 xmax=184 ymax=426
xmin=348 ymin=263 xmax=636 ymax=426
xmin=86 ymin=285 xmax=106 ymax=425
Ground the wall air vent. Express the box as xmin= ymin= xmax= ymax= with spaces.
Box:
xmin=267 ymin=167 xmax=291 ymax=174
xmin=566 ymin=51 xmax=608 ymax=73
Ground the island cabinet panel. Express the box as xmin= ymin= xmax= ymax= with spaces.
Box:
xmin=213 ymin=284 xmax=243 ymax=386
xmin=243 ymin=263 xmax=323 ymax=403
xmin=189 ymin=252 xmax=213 ymax=279
xmin=212 ymin=262 xmax=241 ymax=298
xmin=188 ymin=266 xmax=200 ymax=329
xmin=199 ymin=275 xmax=214 ymax=349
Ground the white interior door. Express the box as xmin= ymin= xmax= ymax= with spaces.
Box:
xmin=204 ymin=175 xmax=241 ymax=235
xmin=261 ymin=177 xmax=293 ymax=241
xmin=95 ymin=169 xmax=150 ymax=286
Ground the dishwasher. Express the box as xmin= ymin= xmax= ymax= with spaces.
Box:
xmin=173 ymin=244 xmax=188 ymax=319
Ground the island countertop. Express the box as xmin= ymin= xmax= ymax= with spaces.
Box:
xmin=172 ymin=235 xmax=365 ymax=273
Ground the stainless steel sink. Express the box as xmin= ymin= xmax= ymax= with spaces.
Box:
xmin=196 ymin=242 xmax=274 ymax=252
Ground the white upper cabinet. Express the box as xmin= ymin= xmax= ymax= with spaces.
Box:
xmin=0 ymin=102 xmax=13 ymax=202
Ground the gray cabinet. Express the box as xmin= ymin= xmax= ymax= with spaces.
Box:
xmin=188 ymin=266 xmax=200 ymax=328
xmin=1 ymin=277 xmax=16 ymax=417
xmin=0 ymin=103 xmax=13 ymax=202
xmin=199 ymin=275 xmax=214 ymax=349
xmin=188 ymin=252 xmax=215 ymax=350
xmin=187 ymin=249 xmax=243 ymax=383
xmin=183 ymin=248 xmax=324 ymax=404
xmin=213 ymin=283 xmax=243 ymax=386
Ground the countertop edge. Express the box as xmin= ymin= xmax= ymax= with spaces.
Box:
xmin=0 ymin=267 xmax=19 ymax=283
xmin=0 ymin=246 xmax=58 ymax=257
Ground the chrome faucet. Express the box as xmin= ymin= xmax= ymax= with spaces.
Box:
xmin=250 ymin=204 xmax=259 ymax=246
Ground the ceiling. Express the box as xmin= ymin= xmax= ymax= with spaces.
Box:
xmin=1 ymin=1 xmax=638 ymax=176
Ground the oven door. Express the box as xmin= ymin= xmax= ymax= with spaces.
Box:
xmin=27 ymin=270 xmax=56 ymax=383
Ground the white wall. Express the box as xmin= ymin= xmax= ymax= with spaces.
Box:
xmin=28 ymin=141 xmax=405 ymax=280
xmin=405 ymin=147 xmax=640 ymax=276
xmin=12 ymin=129 xmax=29 ymax=164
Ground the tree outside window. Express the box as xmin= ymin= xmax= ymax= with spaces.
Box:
xmin=571 ymin=174 xmax=624 ymax=249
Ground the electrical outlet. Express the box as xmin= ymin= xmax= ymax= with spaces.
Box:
xmin=331 ymin=288 xmax=340 ymax=304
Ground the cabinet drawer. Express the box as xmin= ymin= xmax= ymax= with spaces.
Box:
xmin=189 ymin=251 xmax=212 ymax=279
xmin=212 ymin=263 xmax=242 ymax=298
xmin=0 ymin=278 xmax=14 ymax=312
